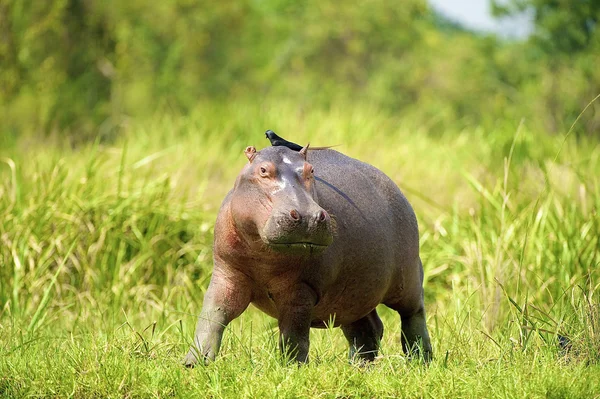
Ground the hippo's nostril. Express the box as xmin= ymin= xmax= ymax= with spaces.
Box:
xmin=289 ymin=209 xmax=300 ymax=221
xmin=318 ymin=210 xmax=327 ymax=222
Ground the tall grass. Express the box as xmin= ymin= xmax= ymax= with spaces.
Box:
xmin=1 ymin=101 xmax=599 ymax=397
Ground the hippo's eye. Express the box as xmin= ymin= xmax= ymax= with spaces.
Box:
xmin=259 ymin=166 xmax=268 ymax=177
xmin=301 ymin=164 xmax=315 ymax=180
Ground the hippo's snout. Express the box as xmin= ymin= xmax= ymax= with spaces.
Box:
xmin=262 ymin=206 xmax=334 ymax=251
xmin=288 ymin=208 xmax=328 ymax=225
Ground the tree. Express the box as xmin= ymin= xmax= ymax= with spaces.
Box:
xmin=491 ymin=0 xmax=600 ymax=54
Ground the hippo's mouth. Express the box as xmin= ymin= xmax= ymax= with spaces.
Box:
xmin=266 ymin=241 xmax=330 ymax=253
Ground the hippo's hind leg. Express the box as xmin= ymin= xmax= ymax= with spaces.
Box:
xmin=385 ymin=258 xmax=432 ymax=362
xmin=341 ymin=309 xmax=384 ymax=362
xmin=398 ymin=303 xmax=432 ymax=361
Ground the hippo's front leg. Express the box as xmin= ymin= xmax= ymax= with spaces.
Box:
xmin=276 ymin=283 xmax=318 ymax=363
xmin=184 ymin=266 xmax=251 ymax=367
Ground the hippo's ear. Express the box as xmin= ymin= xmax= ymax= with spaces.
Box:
xmin=299 ymin=143 xmax=310 ymax=160
xmin=244 ymin=146 xmax=257 ymax=163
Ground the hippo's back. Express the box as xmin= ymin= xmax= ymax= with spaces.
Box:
xmin=309 ymin=149 xmax=420 ymax=266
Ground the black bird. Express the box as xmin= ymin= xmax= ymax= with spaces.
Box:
xmin=265 ymin=130 xmax=303 ymax=151
xmin=265 ymin=130 xmax=337 ymax=152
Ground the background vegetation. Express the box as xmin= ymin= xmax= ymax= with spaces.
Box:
xmin=1 ymin=0 xmax=599 ymax=397
xmin=1 ymin=0 xmax=599 ymax=140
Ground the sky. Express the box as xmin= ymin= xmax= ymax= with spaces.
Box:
xmin=428 ymin=0 xmax=533 ymax=38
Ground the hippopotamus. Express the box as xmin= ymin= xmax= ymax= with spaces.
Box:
xmin=184 ymin=137 xmax=432 ymax=365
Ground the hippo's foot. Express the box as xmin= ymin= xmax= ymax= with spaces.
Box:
xmin=342 ymin=310 xmax=384 ymax=363
xmin=278 ymin=328 xmax=311 ymax=364
xmin=402 ymin=339 xmax=433 ymax=363
xmin=182 ymin=344 xmax=216 ymax=368
xmin=182 ymin=347 xmax=203 ymax=368
xmin=399 ymin=307 xmax=433 ymax=363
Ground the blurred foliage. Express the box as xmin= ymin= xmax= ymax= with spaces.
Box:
xmin=0 ymin=0 xmax=599 ymax=138
xmin=492 ymin=0 xmax=600 ymax=54
xmin=492 ymin=0 xmax=600 ymax=133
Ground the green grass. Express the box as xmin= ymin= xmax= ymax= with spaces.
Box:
xmin=1 ymin=101 xmax=599 ymax=398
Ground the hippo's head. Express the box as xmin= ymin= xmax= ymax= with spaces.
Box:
xmin=229 ymin=145 xmax=334 ymax=253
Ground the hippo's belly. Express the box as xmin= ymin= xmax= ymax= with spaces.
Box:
xmin=309 ymin=262 xmax=395 ymax=327
xmin=251 ymin=296 xmax=383 ymax=328
xmin=250 ymin=258 xmax=395 ymax=327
